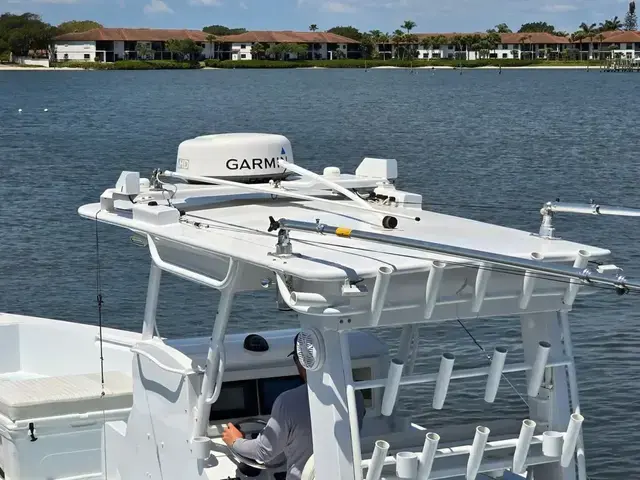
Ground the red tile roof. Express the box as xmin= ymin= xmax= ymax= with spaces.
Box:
xmin=394 ymin=32 xmax=569 ymax=44
xmin=596 ymin=30 xmax=640 ymax=43
xmin=54 ymin=28 xmax=359 ymax=44
xmin=55 ymin=28 xmax=209 ymax=42
xmin=218 ymin=31 xmax=360 ymax=44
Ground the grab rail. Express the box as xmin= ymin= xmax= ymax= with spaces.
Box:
xmin=205 ymin=344 xmax=225 ymax=404
xmin=131 ymin=347 xmax=196 ymax=376
xmin=147 ymin=235 xmax=238 ymax=290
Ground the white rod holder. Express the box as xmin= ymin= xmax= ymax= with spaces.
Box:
xmin=519 ymin=252 xmax=543 ymax=310
xmin=290 ymin=291 xmax=332 ymax=307
xmin=561 ymin=413 xmax=584 ymax=467
xmin=365 ymin=440 xmax=390 ymax=480
xmin=381 ymin=358 xmax=404 ymax=416
xmin=371 ymin=266 xmax=393 ymax=326
xmin=432 ymin=353 xmax=455 ymax=410
xmin=484 ymin=347 xmax=508 ymax=403
xmin=417 ymin=432 xmax=440 ymax=480
xmin=542 ymin=431 xmax=563 ymax=457
xmin=396 ymin=451 xmax=419 ymax=480
xmin=527 ymin=341 xmax=551 ymax=397
xmin=512 ymin=419 xmax=536 ymax=474
xmin=191 ymin=436 xmax=211 ymax=460
xmin=563 ymin=250 xmax=591 ymax=306
xmin=466 ymin=426 xmax=490 ymax=480
xmin=397 ymin=325 xmax=414 ymax=364
xmin=471 ymin=264 xmax=491 ymax=313
xmin=424 ymin=261 xmax=446 ymax=319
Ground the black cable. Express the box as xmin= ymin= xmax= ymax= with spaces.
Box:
xmin=94 ymin=211 xmax=106 ymax=393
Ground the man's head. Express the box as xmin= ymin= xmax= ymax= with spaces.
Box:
xmin=287 ymin=332 xmax=307 ymax=382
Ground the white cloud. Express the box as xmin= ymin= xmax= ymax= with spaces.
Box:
xmin=189 ymin=0 xmax=222 ymax=5
xmin=144 ymin=0 xmax=173 ymax=13
xmin=541 ymin=3 xmax=579 ymax=12
xmin=322 ymin=1 xmax=356 ymax=12
xmin=32 ymin=0 xmax=82 ymax=4
xmin=239 ymin=0 xmax=247 ymax=8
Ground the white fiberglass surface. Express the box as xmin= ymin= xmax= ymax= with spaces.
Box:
xmin=0 ymin=371 xmax=47 ymax=381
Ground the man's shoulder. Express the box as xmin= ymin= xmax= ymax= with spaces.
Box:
xmin=274 ymin=384 xmax=308 ymax=408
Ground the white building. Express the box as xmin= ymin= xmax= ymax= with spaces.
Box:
xmin=53 ymin=28 xmax=213 ymax=62
xmin=216 ymin=31 xmax=360 ymax=61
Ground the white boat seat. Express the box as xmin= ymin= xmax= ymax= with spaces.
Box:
xmin=0 ymin=371 xmax=133 ymax=422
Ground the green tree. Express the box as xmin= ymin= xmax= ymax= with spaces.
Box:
xmin=56 ymin=20 xmax=102 ymax=34
xmin=0 ymin=13 xmax=56 ymax=57
xmin=309 ymin=24 xmax=318 ymax=32
xmin=391 ymin=29 xmax=405 ymax=58
xmin=494 ymin=23 xmax=512 ymax=33
xmin=202 ymin=25 xmax=246 ymax=36
xmin=402 ymin=20 xmax=416 ymax=34
xmin=327 ymin=26 xmax=362 ymax=41
xmin=599 ymin=16 xmax=623 ymax=31
xmin=135 ymin=42 xmax=153 ymax=60
xmin=250 ymin=42 xmax=267 ymax=60
xmin=624 ymin=1 xmax=637 ymax=30
xmin=518 ymin=22 xmax=556 ymax=33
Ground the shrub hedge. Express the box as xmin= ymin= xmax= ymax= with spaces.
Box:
xmin=52 ymin=60 xmax=203 ymax=70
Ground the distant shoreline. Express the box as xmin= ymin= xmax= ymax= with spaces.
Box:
xmin=0 ymin=62 xmax=609 ymax=72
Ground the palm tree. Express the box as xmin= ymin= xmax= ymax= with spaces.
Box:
xmin=391 ymin=29 xmax=405 ymax=59
xmin=402 ymin=20 xmax=416 ymax=34
xmin=420 ymin=36 xmax=433 ymax=59
xmin=309 ymin=24 xmax=318 ymax=32
xmin=599 ymin=16 xmax=623 ymax=31
xmin=579 ymin=22 xmax=597 ymax=58
xmin=251 ymin=42 xmax=267 ymax=60
xmin=206 ymin=33 xmax=216 ymax=59
xmin=594 ymin=32 xmax=605 ymax=59
xmin=378 ymin=32 xmax=391 ymax=60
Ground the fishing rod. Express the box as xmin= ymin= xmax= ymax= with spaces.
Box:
xmin=267 ymin=217 xmax=639 ymax=294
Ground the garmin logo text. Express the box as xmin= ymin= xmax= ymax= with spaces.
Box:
xmin=226 ymin=156 xmax=286 ymax=171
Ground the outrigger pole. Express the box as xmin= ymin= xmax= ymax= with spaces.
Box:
xmin=267 ymin=217 xmax=640 ymax=294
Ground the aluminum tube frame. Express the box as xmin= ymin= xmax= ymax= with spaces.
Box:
xmin=272 ymin=218 xmax=639 ymax=292
xmin=545 ymin=202 xmax=640 ymax=217
xmin=340 ymin=331 xmax=364 ymax=480
xmin=142 ymin=262 xmax=162 ymax=340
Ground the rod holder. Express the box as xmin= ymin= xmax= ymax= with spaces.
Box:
xmin=542 ymin=431 xmax=563 ymax=457
xmin=527 ymin=341 xmax=551 ymax=397
xmin=424 ymin=261 xmax=446 ymax=319
xmin=512 ymin=419 xmax=536 ymax=474
xmin=417 ymin=432 xmax=440 ymax=480
xmin=432 ymin=353 xmax=455 ymax=410
xmin=561 ymin=413 xmax=584 ymax=468
xmin=191 ymin=436 xmax=211 ymax=460
xmin=519 ymin=253 xmax=544 ymax=309
xmin=396 ymin=451 xmax=419 ymax=480
xmin=370 ymin=266 xmax=393 ymax=326
xmin=365 ymin=440 xmax=390 ymax=480
xmin=563 ymin=250 xmax=591 ymax=306
xmin=484 ymin=347 xmax=508 ymax=403
xmin=290 ymin=291 xmax=332 ymax=307
xmin=466 ymin=426 xmax=490 ymax=480
xmin=471 ymin=264 xmax=491 ymax=313
xmin=381 ymin=358 xmax=404 ymax=416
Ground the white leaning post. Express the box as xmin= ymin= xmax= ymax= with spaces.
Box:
xmin=142 ymin=261 xmax=162 ymax=340
xmin=191 ymin=260 xmax=243 ymax=439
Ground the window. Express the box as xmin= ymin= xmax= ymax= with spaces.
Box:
xmin=84 ymin=54 xmax=90 ymax=59
xmin=240 ymin=53 xmax=246 ymax=59
xmin=241 ymin=44 xmax=246 ymax=49
xmin=502 ymin=53 xmax=508 ymax=58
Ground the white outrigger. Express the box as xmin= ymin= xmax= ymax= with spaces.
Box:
xmin=1 ymin=132 xmax=640 ymax=480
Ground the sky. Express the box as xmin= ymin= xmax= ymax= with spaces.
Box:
xmin=1 ymin=0 xmax=634 ymax=34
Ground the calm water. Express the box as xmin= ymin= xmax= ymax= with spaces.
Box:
xmin=1 ymin=68 xmax=639 ymax=479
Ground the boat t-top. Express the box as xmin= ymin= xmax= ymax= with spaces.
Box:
xmin=1 ymin=133 xmax=640 ymax=480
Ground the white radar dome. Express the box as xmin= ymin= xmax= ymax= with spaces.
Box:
xmin=175 ymin=133 xmax=295 ymax=183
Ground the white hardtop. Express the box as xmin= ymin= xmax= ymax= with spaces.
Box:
xmin=78 ymin=177 xmax=610 ymax=283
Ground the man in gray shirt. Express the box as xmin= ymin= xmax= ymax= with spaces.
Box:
xmin=222 ymin=333 xmax=366 ymax=480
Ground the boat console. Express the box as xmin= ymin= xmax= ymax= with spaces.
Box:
xmin=3 ymin=132 xmax=640 ymax=480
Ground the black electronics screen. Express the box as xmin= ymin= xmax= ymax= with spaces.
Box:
xmin=258 ymin=376 xmax=304 ymax=415
xmin=209 ymin=379 xmax=259 ymax=421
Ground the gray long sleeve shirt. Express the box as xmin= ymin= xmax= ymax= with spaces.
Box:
xmin=232 ymin=383 xmax=366 ymax=480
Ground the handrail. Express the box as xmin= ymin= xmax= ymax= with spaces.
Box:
xmin=205 ymin=344 xmax=225 ymax=404
xmin=131 ymin=347 xmax=195 ymax=376
xmin=147 ymin=234 xmax=238 ymax=290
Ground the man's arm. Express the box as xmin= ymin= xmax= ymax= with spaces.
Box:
xmin=229 ymin=397 xmax=289 ymax=463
